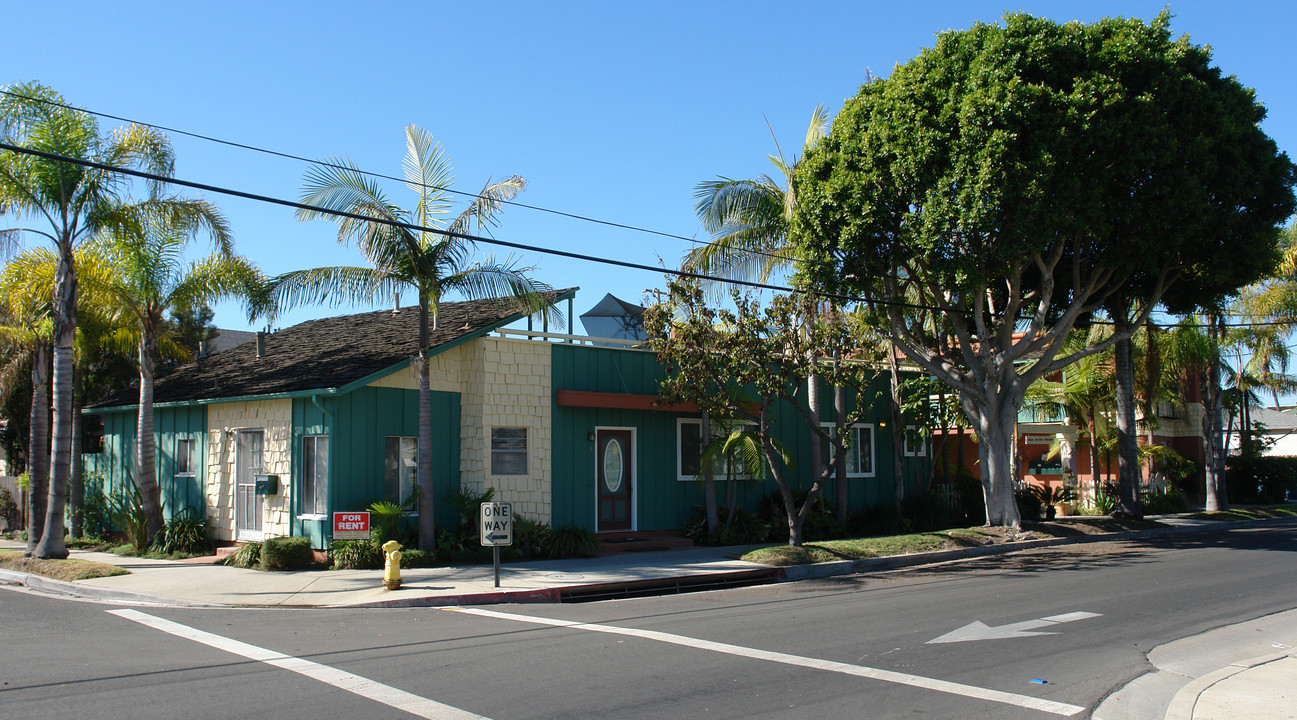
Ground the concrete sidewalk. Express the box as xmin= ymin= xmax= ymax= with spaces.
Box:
xmin=3 ymin=517 xmax=1296 ymax=719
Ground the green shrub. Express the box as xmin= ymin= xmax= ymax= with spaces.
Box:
xmin=512 ymin=515 xmax=550 ymax=560
xmin=1014 ymin=488 xmax=1043 ymax=522
xmin=542 ymin=526 xmax=601 ymax=558
xmin=759 ymin=490 xmax=841 ymax=543
xmin=74 ymin=473 xmax=113 ymax=540
xmin=683 ymin=505 xmax=769 ymax=546
xmin=105 ymin=482 xmax=150 ymax=553
xmin=903 ymin=491 xmax=954 ymax=531
xmin=220 ymin=542 xmax=262 ymax=568
xmin=0 ymin=485 xmax=20 ymax=531
xmin=260 ymin=536 xmax=316 ymax=570
xmin=150 ymin=508 xmax=214 ymax=556
xmin=330 ymin=539 xmax=382 ymax=569
xmin=1226 ymin=455 xmax=1297 ymax=504
xmin=400 ymin=548 xmax=436 ymax=568
xmin=1142 ymin=489 xmax=1189 ymax=515
xmin=847 ymin=504 xmax=909 ymax=537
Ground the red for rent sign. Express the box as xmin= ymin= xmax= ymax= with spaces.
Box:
xmin=332 ymin=512 xmax=371 ymax=540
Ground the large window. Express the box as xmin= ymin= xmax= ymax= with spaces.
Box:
xmin=175 ymin=438 xmax=196 ymax=477
xmin=385 ymin=436 xmax=417 ymax=506
xmin=301 ymin=435 xmax=329 ymax=516
xmin=677 ymin=418 xmax=753 ymax=482
xmin=823 ymin=423 xmax=875 ymax=477
xmin=491 ymin=427 xmax=528 ymax=475
xmin=904 ymin=425 xmax=928 ymax=457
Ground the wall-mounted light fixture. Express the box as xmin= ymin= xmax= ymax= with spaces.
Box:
xmin=587 ymin=430 xmax=596 ymax=442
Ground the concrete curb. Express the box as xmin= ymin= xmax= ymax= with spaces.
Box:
xmin=1163 ymin=650 xmax=1297 ymax=720
xmin=2 ymin=515 xmax=1293 ymax=608
xmin=778 ymin=516 xmax=1297 ymax=582
xmin=0 ymin=567 xmax=212 ymax=607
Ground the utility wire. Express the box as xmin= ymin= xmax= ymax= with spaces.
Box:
xmin=0 ymin=87 xmax=750 ymax=253
xmin=2 ymin=139 xmax=1295 ymax=332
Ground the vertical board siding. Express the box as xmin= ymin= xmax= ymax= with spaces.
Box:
xmin=82 ymin=406 xmax=207 ymax=527
xmin=293 ymin=387 xmax=460 ymax=548
xmin=551 ymin=343 xmax=931 ymax=531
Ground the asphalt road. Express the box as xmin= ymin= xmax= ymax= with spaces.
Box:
xmin=2 ymin=524 xmax=1294 ymax=720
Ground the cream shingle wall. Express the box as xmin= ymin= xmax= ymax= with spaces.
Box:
xmin=366 ymin=335 xmax=554 ymax=523
xmin=205 ymin=399 xmax=293 ymax=542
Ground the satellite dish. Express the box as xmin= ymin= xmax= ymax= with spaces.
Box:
xmin=579 ymin=293 xmax=647 ymax=343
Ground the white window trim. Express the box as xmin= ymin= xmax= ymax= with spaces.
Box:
xmin=174 ymin=437 xmax=197 ymax=478
xmin=384 ymin=435 xmax=420 ymax=513
xmin=300 ymin=434 xmax=329 ymax=517
xmin=677 ymin=417 xmax=757 ymax=482
xmin=821 ymin=422 xmax=877 ymax=478
xmin=490 ymin=426 xmax=529 ymax=477
xmin=904 ymin=424 xmax=928 ymax=457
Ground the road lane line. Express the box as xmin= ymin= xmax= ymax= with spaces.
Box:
xmin=448 ymin=607 xmax=1085 ymax=717
xmin=108 ymin=609 xmax=490 ymax=720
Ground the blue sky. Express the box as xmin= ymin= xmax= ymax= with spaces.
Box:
xmin=4 ymin=1 xmax=1295 ymax=334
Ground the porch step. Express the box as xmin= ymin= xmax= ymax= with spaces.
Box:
xmin=596 ymin=531 xmax=695 ymax=556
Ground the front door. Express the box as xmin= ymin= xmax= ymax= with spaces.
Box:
xmin=235 ymin=430 xmax=264 ymax=541
xmin=596 ymin=429 xmax=633 ymax=532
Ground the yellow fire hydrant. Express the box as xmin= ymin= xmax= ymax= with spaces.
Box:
xmin=382 ymin=540 xmax=402 ymax=590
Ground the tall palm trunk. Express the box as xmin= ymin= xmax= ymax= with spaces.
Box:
xmin=1112 ymin=322 xmax=1142 ymax=517
xmin=701 ymin=411 xmax=719 ymax=534
xmin=135 ymin=331 xmax=165 ymax=539
xmin=416 ymin=295 xmax=436 ymax=550
xmin=34 ymin=246 xmax=75 ymax=559
xmin=24 ymin=342 xmax=50 ymax=555
xmin=1203 ymin=314 xmax=1229 ymax=511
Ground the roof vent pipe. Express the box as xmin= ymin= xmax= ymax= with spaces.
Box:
xmin=256 ymin=331 xmax=266 ymax=358
xmin=393 ymin=293 xmax=401 ymax=315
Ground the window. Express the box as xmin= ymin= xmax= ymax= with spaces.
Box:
xmin=301 ymin=435 xmax=329 ymax=516
xmin=385 ymin=436 xmax=418 ymax=506
xmin=175 ymin=438 xmax=196 ymax=477
xmin=677 ymin=418 xmax=751 ymax=482
xmin=904 ymin=425 xmax=928 ymax=457
xmin=823 ymin=424 xmax=875 ymax=477
xmin=491 ymin=427 xmax=528 ymax=475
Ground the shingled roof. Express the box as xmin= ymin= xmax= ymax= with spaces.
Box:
xmin=91 ymin=289 xmax=576 ymax=410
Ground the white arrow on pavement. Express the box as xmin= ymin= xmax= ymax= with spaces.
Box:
xmin=927 ymin=611 xmax=1102 ymax=644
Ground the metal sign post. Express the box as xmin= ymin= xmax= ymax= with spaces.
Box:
xmin=480 ymin=502 xmax=513 ymax=588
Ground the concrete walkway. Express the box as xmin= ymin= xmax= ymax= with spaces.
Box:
xmin=3 ymin=515 xmax=1296 ymax=719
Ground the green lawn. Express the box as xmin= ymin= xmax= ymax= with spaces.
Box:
xmin=0 ymin=550 xmax=129 ymax=581
xmin=1187 ymin=505 xmax=1297 ymax=521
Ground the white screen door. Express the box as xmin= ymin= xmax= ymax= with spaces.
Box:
xmin=235 ymin=430 xmax=264 ymax=540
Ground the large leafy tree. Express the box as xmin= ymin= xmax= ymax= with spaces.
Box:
xmin=645 ymin=281 xmax=883 ymax=546
xmin=270 ymin=124 xmax=557 ymax=550
xmin=87 ymin=209 xmax=258 ymax=540
xmin=794 ymin=14 xmax=1295 ymax=527
xmin=0 ymin=81 xmax=231 ymax=557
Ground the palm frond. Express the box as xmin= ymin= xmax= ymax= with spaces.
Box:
xmin=403 ymin=124 xmax=456 ymax=225
xmin=266 ymin=265 xmax=392 ymax=310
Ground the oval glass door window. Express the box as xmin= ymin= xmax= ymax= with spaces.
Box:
xmin=603 ymin=438 xmax=624 ymax=493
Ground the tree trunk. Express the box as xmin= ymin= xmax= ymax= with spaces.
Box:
xmin=833 ymin=359 xmax=848 ymax=526
xmin=1089 ymin=416 xmax=1102 ymax=502
xmin=1112 ymin=325 xmax=1143 ymax=518
xmin=888 ymin=347 xmax=905 ymax=512
xmin=962 ymin=389 xmax=1023 ymax=528
xmin=135 ymin=333 xmax=165 ymax=540
xmin=69 ymin=394 xmax=83 ymax=538
xmin=24 ymin=342 xmax=50 ymax=555
xmin=1203 ymin=314 xmax=1228 ymax=512
xmin=34 ymin=245 xmax=75 ymax=560
xmin=701 ymin=411 xmax=719 ymax=534
xmin=416 ymin=297 xmax=437 ymax=550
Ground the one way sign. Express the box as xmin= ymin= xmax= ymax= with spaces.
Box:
xmin=480 ymin=502 xmax=513 ymax=547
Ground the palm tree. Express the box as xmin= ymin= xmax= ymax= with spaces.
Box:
xmin=0 ymin=250 xmax=53 ymax=553
xmin=686 ymin=107 xmax=835 ymax=529
xmin=270 ymin=124 xmax=557 ymax=550
xmin=0 ymin=81 xmax=230 ymax=558
xmin=86 ymin=209 xmax=258 ymax=540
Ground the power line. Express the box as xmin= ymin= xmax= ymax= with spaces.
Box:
xmin=3 ymin=139 xmax=1295 ymax=333
xmin=0 ymin=87 xmax=756 ymax=255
